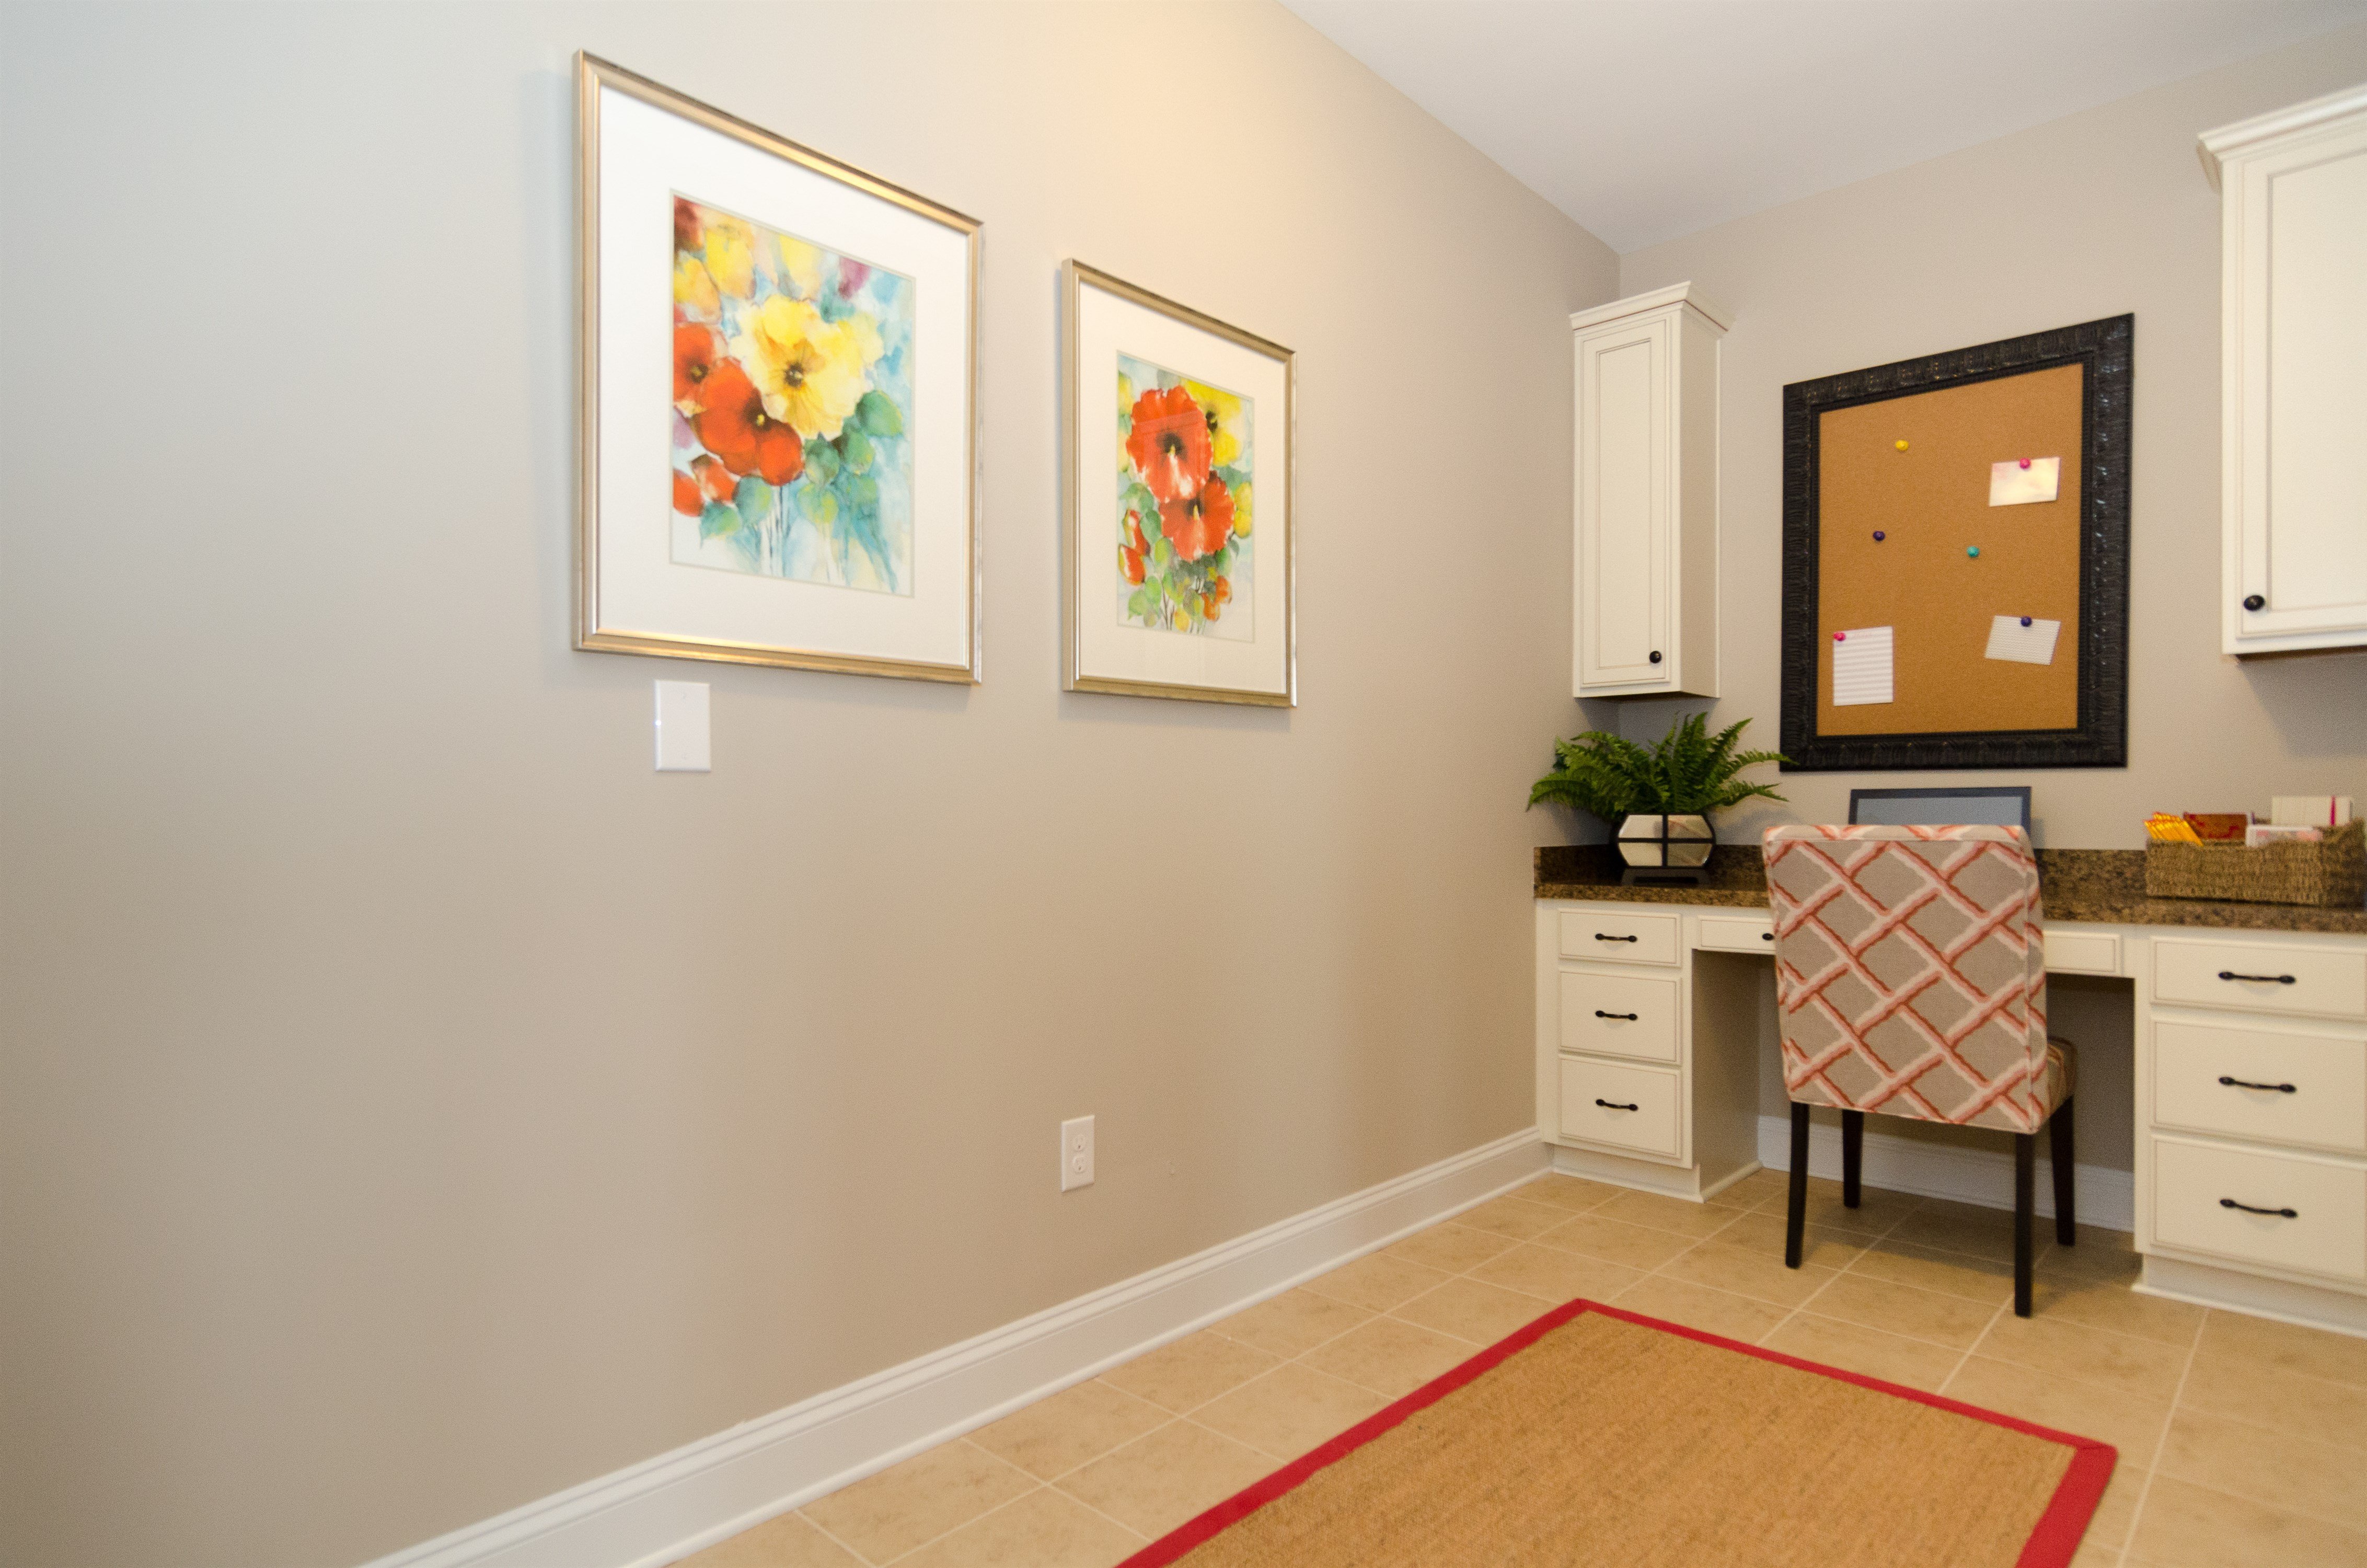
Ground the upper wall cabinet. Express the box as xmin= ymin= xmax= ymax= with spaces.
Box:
xmin=1571 ymin=284 xmax=1728 ymax=698
xmin=2202 ymin=86 xmax=2367 ymax=658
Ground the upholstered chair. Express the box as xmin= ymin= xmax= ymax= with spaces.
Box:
xmin=1763 ymin=824 xmax=2075 ymax=1316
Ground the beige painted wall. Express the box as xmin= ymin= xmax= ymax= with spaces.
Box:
xmin=1618 ymin=29 xmax=2367 ymax=1149
xmin=0 ymin=4 xmax=1616 ymax=1564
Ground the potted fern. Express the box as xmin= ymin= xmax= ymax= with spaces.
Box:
xmin=1528 ymin=712 xmax=1789 ymax=870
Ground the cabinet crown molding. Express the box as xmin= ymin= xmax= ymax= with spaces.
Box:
xmin=1568 ymin=281 xmax=1731 ymax=336
xmin=2198 ymin=80 xmax=2367 ymax=189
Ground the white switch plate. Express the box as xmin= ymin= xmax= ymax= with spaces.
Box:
xmin=654 ymin=681 xmax=710 ymax=772
xmin=1060 ymin=1115 xmax=1094 ymax=1192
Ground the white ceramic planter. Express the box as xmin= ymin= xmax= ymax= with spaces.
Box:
xmin=1617 ymin=813 xmax=1714 ymax=868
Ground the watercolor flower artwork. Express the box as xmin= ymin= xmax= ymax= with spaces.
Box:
xmin=1115 ymin=354 xmax=1253 ymax=641
xmin=669 ymin=195 xmax=915 ymax=595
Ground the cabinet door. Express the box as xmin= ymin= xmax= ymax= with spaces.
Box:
xmin=2228 ymin=124 xmax=2367 ymax=650
xmin=1575 ymin=316 xmax=1671 ymax=691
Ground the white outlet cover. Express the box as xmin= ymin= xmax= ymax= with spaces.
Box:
xmin=1060 ymin=1115 xmax=1094 ymax=1192
xmin=654 ymin=681 xmax=711 ymax=772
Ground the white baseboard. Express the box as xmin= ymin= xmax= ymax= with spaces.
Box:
xmin=1757 ymin=1114 xmax=2134 ymax=1233
xmin=2136 ymin=1255 xmax=2367 ymax=1339
xmin=363 ymin=1128 xmax=1550 ymax=1568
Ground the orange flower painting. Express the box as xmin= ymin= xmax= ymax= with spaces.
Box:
xmin=669 ymin=195 xmax=914 ymax=594
xmin=1116 ymin=353 xmax=1252 ymax=639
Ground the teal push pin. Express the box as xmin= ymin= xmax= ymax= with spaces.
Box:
xmin=1967 ymin=546 xmax=1981 ymax=558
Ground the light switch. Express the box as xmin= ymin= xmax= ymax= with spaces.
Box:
xmin=654 ymin=681 xmax=710 ymax=772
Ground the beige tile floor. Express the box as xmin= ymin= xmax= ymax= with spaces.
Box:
xmin=681 ymin=1172 xmax=2367 ymax=1568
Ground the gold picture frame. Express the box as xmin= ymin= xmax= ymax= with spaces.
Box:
xmin=1061 ymin=261 xmax=1295 ymax=706
xmin=578 ymin=54 xmax=982 ymax=681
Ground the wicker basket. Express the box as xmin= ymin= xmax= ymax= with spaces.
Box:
xmin=2144 ymin=819 xmax=2366 ymax=907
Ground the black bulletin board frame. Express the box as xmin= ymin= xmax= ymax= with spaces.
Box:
xmin=1779 ymin=314 xmax=2132 ymax=772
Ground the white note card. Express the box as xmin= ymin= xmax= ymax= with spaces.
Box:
xmin=1831 ymin=626 xmax=1894 ymax=706
xmin=1989 ymin=457 xmax=2060 ymax=506
xmin=1983 ymin=616 xmax=2061 ymax=665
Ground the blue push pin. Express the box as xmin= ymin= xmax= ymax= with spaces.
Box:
xmin=1873 ymin=530 xmax=1886 ymax=541
xmin=2020 ymin=616 xmax=2033 ymax=627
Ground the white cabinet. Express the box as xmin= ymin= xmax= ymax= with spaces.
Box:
xmin=2202 ymin=86 xmax=2367 ymax=656
xmin=1571 ymin=284 xmax=1727 ymax=697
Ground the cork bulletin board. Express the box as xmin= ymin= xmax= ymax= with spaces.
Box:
xmin=1780 ymin=316 xmax=2131 ymax=771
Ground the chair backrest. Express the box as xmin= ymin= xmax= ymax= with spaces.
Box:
xmin=1763 ymin=824 xmax=2050 ymax=1133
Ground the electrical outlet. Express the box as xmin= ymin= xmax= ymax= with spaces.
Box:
xmin=1059 ymin=1115 xmax=1094 ymax=1192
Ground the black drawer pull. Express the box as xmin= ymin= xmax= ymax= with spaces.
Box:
xmin=2218 ymin=970 xmax=2297 ymax=984
xmin=2220 ymin=1198 xmax=2299 ymax=1218
xmin=1761 ymin=931 xmax=1774 ymax=941
xmin=1594 ymin=1098 xmax=1639 ymax=1112
xmin=1594 ymin=1010 xmax=1639 ymax=1021
xmin=2218 ymin=1075 xmax=2297 ymax=1093
xmin=1595 ymin=932 xmax=1639 ymax=943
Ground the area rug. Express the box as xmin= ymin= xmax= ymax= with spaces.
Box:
xmin=1116 ymin=1298 xmax=2114 ymax=1568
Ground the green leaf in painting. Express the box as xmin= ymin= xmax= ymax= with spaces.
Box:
xmin=1150 ymin=537 xmax=1174 ymax=575
xmin=801 ymin=483 xmax=838 ymax=528
xmin=855 ymin=389 xmax=904 ymax=439
xmin=734 ymin=476 xmax=773 ymax=522
xmin=1123 ymin=482 xmax=1159 ymax=518
xmin=804 ymin=439 xmax=842 ymax=487
xmin=838 ymin=428 xmax=875 ymax=475
xmin=699 ymin=500 xmax=741 ymax=540
xmin=1212 ymin=465 xmax=1249 ymax=490
xmin=839 ymin=472 xmax=880 ymax=513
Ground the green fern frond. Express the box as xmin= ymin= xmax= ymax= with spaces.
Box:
xmin=1528 ymin=712 xmax=1791 ymax=821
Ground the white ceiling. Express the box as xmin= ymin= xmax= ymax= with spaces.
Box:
xmin=1281 ymin=0 xmax=2367 ymax=252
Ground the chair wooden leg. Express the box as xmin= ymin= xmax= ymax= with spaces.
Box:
xmin=2014 ymin=1132 xmax=2035 ymax=1317
xmin=1786 ymin=1103 xmax=1810 ymax=1269
xmin=2050 ymin=1097 xmax=2076 ymax=1247
xmin=1841 ymin=1110 xmax=1864 ymax=1208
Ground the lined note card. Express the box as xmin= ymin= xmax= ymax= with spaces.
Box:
xmin=1984 ymin=615 xmax=2061 ymax=665
xmin=1989 ymin=457 xmax=2060 ymax=506
xmin=1831 ymin=626 xmax=1895 ymax=706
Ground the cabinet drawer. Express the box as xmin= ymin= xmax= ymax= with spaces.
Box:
xmin=1699 ymin=914 xmax=1775 ymax=953
xmin=1558 ymin=1056 xmax=1682 ymax=1158
xmin=2043 ymin=930 xmax=2122 ymax=976
xmin=2153 ymin=939 xmax=2367 ymax=1020
xmin=1558 ymin=972 xmax=1680 ymax=1065
xmin=1557 ymin=910 xmax=1679 ymax=965
xmin=2152 ymin=1137 xmax=2367 ymax=1282
xmin=2154 ymin=1020 xmax=2367 ymax=1154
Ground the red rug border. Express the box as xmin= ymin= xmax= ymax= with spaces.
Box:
xmin=1111 ymin=1296 xmax=2116 ymax=1568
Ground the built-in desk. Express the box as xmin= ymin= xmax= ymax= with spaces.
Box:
xmin=1534 ymin=845 xmax=2367 ymax=1336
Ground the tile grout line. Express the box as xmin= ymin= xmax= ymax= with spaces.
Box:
xmin=795 ymin=1500 xmax=892 ymax=1568
xmin=873 ymin=1471 xmax=1050 ymax=1567
xmin=2114 ymin=1306 xmax=2208 ymax=1562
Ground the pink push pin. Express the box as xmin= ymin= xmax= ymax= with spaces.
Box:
xmin=2019 ymin=458 xmax=2032 ymax=469
xmin=1833 ymin=631 xmax=1846 ymax=642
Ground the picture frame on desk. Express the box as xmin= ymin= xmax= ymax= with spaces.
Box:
xmin=1778 ymin=315 xmax=2131 ymax=770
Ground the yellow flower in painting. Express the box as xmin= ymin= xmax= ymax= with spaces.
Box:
xmin=703 ymin=218 xmax=757 ymax=299
xmin=1116 ymin=374 xmax=1137 ymax=474
xmin=1229 ymin=481 xmax=1253 ymax=539
xmin=733 ymin=296 xmax=868 ymax=439
xmin=673 ymin=255 xmax=720 ymax=318
xmin=842 ymin=310 xmax=884 ymax=368
xmin=1184 ymin=378 xmax=1246 ymax=468
xmin=776 ymin=235 xmax=825 ymax=299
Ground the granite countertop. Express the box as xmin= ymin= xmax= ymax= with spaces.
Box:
xmin=1534 ymin=844 xmax=2367 ymax=935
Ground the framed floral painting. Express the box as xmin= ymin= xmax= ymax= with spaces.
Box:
xmin=578 ymin=54 xmax=980 ymax=680
xmin=1061 ymin=262 xmax=1295 ymax=705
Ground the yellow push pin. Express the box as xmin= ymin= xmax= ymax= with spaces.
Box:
xmin=1894 ymin=440 xmax=1909 ymax=452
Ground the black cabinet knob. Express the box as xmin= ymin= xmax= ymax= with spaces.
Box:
xmin=1648 ymin=650 xmax=1662 ymax=664
xmin=2243 ymin=594 xmax=2265 ymax=612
